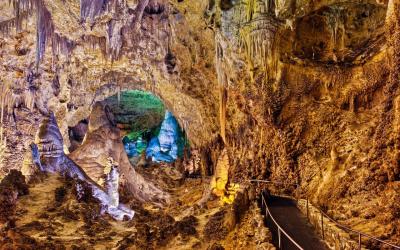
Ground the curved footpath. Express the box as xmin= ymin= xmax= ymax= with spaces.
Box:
xmin=265 ymin=195 xmax=328 ymax=250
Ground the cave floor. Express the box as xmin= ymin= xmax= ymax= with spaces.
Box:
xmin=266 ymin=196 xmax=327 ymax=250
xmin=10 ymin=164 xmax=274 ymax=250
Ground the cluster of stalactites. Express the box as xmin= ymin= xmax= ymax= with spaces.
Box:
xmin=231 ymin=0 xmax=280 ymax=81
xmin=4 ymin=0 xmax=105 ymax=65
xmin=35 ymin=0 xmax=51 ymax=67
xmin=35 ymin=1 xmax=75 ymax=69
xmin=106 ymin=20 xmax=124 ymax=61
xmin=241 ymin=0 xmax=278 ymax=22
xmin=0 ymin=0 xmax=35 ymax=34
xmin=0 ymin=15 xmax=20 ymax=35
xmin=3 ymin=0 xmax=75 ymax=69
xmin=80 ymin=0 xmax=130 ymax=61
xmin=5 ymin=0 xmax=169 ymax=66
xmin=325 ymin=6 xmax=345 ymax=47
xmin=10 ymin=0 xmax=35 ymax=30
xmin=80 ymin=0 xmax=110 ymax=22
xmin=83 ymin=35 xmax=108 ymax=55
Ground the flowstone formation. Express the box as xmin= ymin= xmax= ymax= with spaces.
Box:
xmin=69 ymin=101 xmax=169 ymax=204
xmin=34 ymin=112 xmax=135 ymax=220
xmin=211 ymin=0 xmax=400 ymax=245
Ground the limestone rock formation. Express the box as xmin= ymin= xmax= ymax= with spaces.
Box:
xmin=34 ymin=112 xmax=135 ymax=220
xmin=146 ymin=110 xmax=180 ymax=163
xmin=69 ymin=101 xmax=169 ymax=204
xmin=0 ymin=170 xmax=28 ymax=225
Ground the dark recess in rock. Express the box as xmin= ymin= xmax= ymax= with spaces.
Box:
xmin=220 ymin=0 xmax=233 ymax=11
xmin=165 ymin=52 xmax=176 ymax=74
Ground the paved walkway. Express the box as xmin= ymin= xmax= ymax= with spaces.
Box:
xmin=265 ymin=195 xmax=328 ymax=250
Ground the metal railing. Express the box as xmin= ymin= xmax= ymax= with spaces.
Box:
xmin=261 ymin=192 xmax=304 ymax=250
xmin=309 ymin=201 xmax=400 ymax=250
xmin=250 ymin=179 xmax=400 ymax=250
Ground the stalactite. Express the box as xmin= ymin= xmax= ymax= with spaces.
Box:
xmin=215 ymin=33 xmax=234 ymax=144
xmin=145 ymin=0 xmax=165 ymax=15
xmin=106 ymin=20 xmax=123 ymax=61
xmin=132 ymin=0 xmax=149 ymax=32
xmin=51 ymin=33 xmax=75 ymax=63
xmin=0 ymin=18 xmax=16 ymax=35
xmin=238 ymin=12 xmax=279 ymax=81
xmin=80 ymin=0 xmax=109 ymax=22
xmin=264 ymin=0 xmax=274 ymax=14
xmin=3 ymin=0 xmax=74 ymax=68
xmin=246 ymin=0 xmax=255 ymax=21
xmin=7 ymin=0 xmax=76 ymax=69
xmin=14 ymin=0 xmax=21 ymax=31
xmin=326 ymin=6 xmax=344 ymax=48
xmin=2 ymin=0 xmax=69 ymax=67
xmin=274 ymin=0 xmax=292 ymax=17
xmin=219 ymin=86 xmax=227 ymax=144
xmin=0 ymin=6 xmax=32 ymax=35
xmin=10 ymin=0 xmax=35 ymax=32
xmin=117 ymin=87 xmax=121 ymax=105
xmin=83 ymin=35 xmax=107 ymax=56
xmin=24 ymin=90 xmax=35 ymax=111
xmin=35 ymin=0 xmax=53 ymax=69
xmin=0 ymin=82 xmax=9 ymax=170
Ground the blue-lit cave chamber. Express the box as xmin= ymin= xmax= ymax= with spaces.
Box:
xmin=105 ymin=90 xmax=190 ymax=168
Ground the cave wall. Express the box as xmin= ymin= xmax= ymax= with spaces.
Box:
xmin=0 ymin=0 xmax=220 ymax=176
xmin=213 ymin=0 xmax=400 ymax=242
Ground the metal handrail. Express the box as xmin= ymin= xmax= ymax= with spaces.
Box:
xmin=261 ymin=193 xmax=304 ymax=250
xmin=314 ymin=204 xmax=400 ymax=249
xmin=250 ymin=179 xmax=400 ymax=250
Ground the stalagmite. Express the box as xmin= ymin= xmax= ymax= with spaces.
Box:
xmin=69 ymin=102 xmax=170 ymax=205
xmin=210 ymin=148 xmax=230 ymax=197
xmin=33 ymin=113 xmax=135 ymax=221
xmin=104 ymin=159 xmax=120 ymax=207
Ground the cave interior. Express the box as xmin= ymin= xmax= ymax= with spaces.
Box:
xmin=0 ymin=0 xmax=399 ymax=249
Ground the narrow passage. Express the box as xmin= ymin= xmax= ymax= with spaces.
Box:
xmin=265 ymin=195 xmax=328 ymax=250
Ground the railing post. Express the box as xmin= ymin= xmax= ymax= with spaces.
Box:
xmin=358 ymin=233 xmax=361 ymax=250
xmin=261 ymin=195 xmax=264 ymax=210
xmin=278 ymin=227 xmax=281 ymax=249
xmin=321 ymin=210 xmax=325 ymax=240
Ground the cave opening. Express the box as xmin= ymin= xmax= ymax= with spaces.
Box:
xmin=103 ymin=90 xmax=191 ymax=169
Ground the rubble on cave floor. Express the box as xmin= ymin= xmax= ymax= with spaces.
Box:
xmin=0 ymin=164 xmax=275 ymax=250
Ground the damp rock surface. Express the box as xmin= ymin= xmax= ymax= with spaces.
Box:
xmin=0 ymin=166 xmax=271 ymax=249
